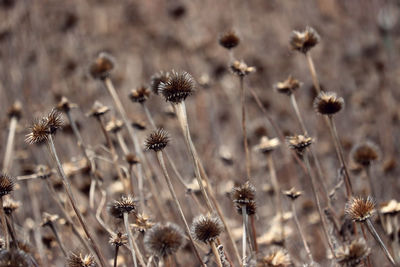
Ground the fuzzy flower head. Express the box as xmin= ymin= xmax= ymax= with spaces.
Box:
xmin=232 ymin=181 xmax=257 ymax=215
xmin=150 ymin=71 xmax=170 ymax=95
xmin=313 ymin=91 xmax=344 ymax=115
xmin=0 ymin=249 xmax=33 ymax=267
xmin=0 ymin=174 xmax=14 ymax=197
xmin=336 ymin=239 xmax=370 ymax=267
xmin=191 ymin=214 xmax=224 ymax=243
xmin=219 ymin=30 xmax=240 ymax=50
xmin=144 ymin=223 xmax=185 ymax=258
xmin=67 ymin=253 xmax=97 ymax=267
xmin=286 ymin=135 xmax=313 ymax=155
xmin=259 ymin=247 xmax=293 ymax=267
xmin=129 ymin=86 xmax=151 ymax=103
xmin=345 ymin=196 xmax=375 ymax=222
xmin=351 ymin=142 xmax=380 ymax=167
xmin=108 ymin=196 xmax=137 ymax=219
xmin=230 ymin=60 xmax=256 ymax=77
xmin=274 ymin=76 xmax=302 ymax=95
xmin=159 ymin=70 xmax=195 ymax=103
xmin=26 ymin=109 xmax=63 ymax=145
xmin=89 ymin=52 xmax=115 ymax=80
xmin=289 ymin=26 xmax=320 ymax=54
xmin=145 ymin=128 xmax=169 ymax=152
xmin=109 ymin=232 xmax=128 ymax=247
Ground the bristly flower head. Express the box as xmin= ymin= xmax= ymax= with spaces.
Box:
xmin=345 ymin=196 xmax=375 ymax=222
xmin=46 ymin=109 xmax=63 ymax=134
xmin=144 ymin=222 xmax=185 ymax=258
xmin=191 ymin=214 xmax=224 ymax=243
xmin=56 ymin=97 xmax=77 ymax=113
xmin=129 ymin=86 xmax=151 ymax=103
xmin=109 ymin=232 xmax=128 ymax=247
xmin=159 ymin=70 xmax=195 ymax=103
xmin=3 ymin=198 xmax=20 ymax=215
xmin=274 ymin=76 xmax=302 ymax=95
xmin=286 ymin=135 xmax=313 ymax=155
xmin=219 ymin=30 xmax=240 ymax=50
xmin=313 ymin=91 xmax=344 ymax=115
xmin=89 ymin=52 xmax=115 ymax=80
xmin=283 ymin=187 xmax=302 ymax=201
xmin=232 ymin=181 xmax=257 ymax=215
xmin=258 ymin=247 xmax=293 ymax=267
xmin=145 ymin=128 xmax=169 ymax=152
xmin=150 ymin=71 xmax=170 ymax=95
xmin=132 ymin=213 xmax=154 ymax=233
xmin=289 ymin=26 xmax=320 ymax=54
xmin=351 ymin=142 xmax=380 ymax=167
xmin=336 ymin=239 xmax=370 ymax=267
xmin=108 ymin=195 xmax=137 ymax=219
xmin=67 ymin=253 xmax=97 ymax=267
xmin=26 ymin=109 xmax=63 ymax=145
xmin=0 ymin=174 xmax=14 ymax=197
xmin=7 ymin=101 xmax=22 ymax=120
xmin=0 ymin=249 xmax=34 ymax=267
xmin=230 ymin=60 xmax=256 ymax=77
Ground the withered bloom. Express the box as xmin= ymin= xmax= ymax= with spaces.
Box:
xmin=230 ymin=60 xmax=256 ymax=77
xmin=0 ymin=174 xmax=14 ymax=197
xmin=89 ymin=52 xmax=115 ymax=80
xmin=232 ymin=181 xmax=257 ymax=215
xmin=254 ymin=136 xmax=280 ymax=154
xmin=144 ymin=223 xmax=185 ymax=258
xmin=105 ymin=118 xmax=124 ymax=133
xmin=150 ymin=71 xmax=170 ymax=95
xmin=159 ymin=70 xmax=195 ymax=103
xmin=56 ymin=97 xmax=77 ymax=113
xmin=7 ymin=101 xmax=22 ymax=120
xmin=274 ymin=76 xmax=302 ymax=95
xmin=131 ymin=213 xmax=154 ymax=233
xmin=0 ymin=249 xmax=34 ymax=267
xmin=67 ymin=253 xmax=97 ymax=267
xmin=41 ymin=212 xmax=59 ymax=227
xmin=191 ymin=214 xmax=224 ymax=243
xmin=219 ymin=30 xmax=240 ymax=50
xmin=3 ymin=198 xmax=20 ymax=215
xmin=129 ymin=86 xmax=151 ymax=103
xmin=286 ymin=135 xmax=313 ymax=155
xmin=313 ymin=91 xmax=344 ymax=115
xmin=258 ymin=248 xmax=293 ymax=267
xmin=289 ymin=26 xmax=320 ymax=54
xmin=145 ymin=128 xmax=169 ymax=152
xmin=345 ymin=196 xmax=375 ymax=222
xmin=26 ymin=109 xmax=63 ymax=145
xmin=86 ymin=101 xmax=110 ymax=118
xmin=336 ymin=239 xmax=370 ymax=267
xmin=108 ymin=196 xmax=137 ymax=219
xmin=109 ymin=232 xmax=128 ymax=247
xmin=283 ymin=188 xmax=302 ymax=201
xmin=351 ymin=142 xmax=380 ymax=167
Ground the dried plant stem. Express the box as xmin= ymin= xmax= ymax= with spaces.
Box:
xmin=48 ymin=222 xmax=67 ymax=257
xmin=249 ymin=216 xmax=258 ymax=253
xmin=326 ymin=116 xmax=353 ymax=198
xmin=146 ymin=255 xmax=154 ymax=267
xmin=266 ymin=154 xmax=284 ymax=245
xmin=360 ymin=224 xmax=372 ymax=267
xmin=365 ymin=166 xmax=385 ymax=227
xmin=47 ymin=134 xmax=107 ymax=267
xmin=290 ymin=201 xmax=314 ymax=264
xmin=95 ymin=188 xmax=115 ymax=235
xmin=0 ymin=198 xmax=8 ymax=249
xmin=365 ymin=218 xmax=396 ymax=266
xmin=113 ymin=245 xmax=119 ymax=267
xmin=241 ymin=206 xmax=248 ymax=267
xmin=156 ymin=151 xmax=205 ymax=266
xmin=124 ymin=212 xmax=146 ymax=267
xmin=305 ymin=52 xmax=321 ymax=93
xmin=2 ymin=116 xmax=17 ymax=173
xmin=239 ymin=76 xmax=251 ymax=178
xmin=116 ymin=131 xmax=130 ymax=155
xmin=211 ymin=241 xmax=223 ymax=267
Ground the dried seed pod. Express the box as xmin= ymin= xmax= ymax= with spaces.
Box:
xmin=289 ymin=26 xmax=320 ymax=54
xmin=229 ymin=60 xmax=256 ymax=77
xmin=232 ymin=181 xmax=256 ymax=205
xmin=145 ymin=128 xmax=169 ymax=152
xmin=282 ymin=188 xmax=302 ymax=201
xmin=67 ymin=253 xmax=97 ymax=267
xmin=336 ymin=239 xmax=370 ymax=267
xmin=0 ymin=174 xmax=14 ymax=197
xmin=45 ymin=109 xmax=63 ymax=134
xmin=0 ymin=249 xmax=35 ymax=267
xmin=191 ymin=214 xmax=224 ymax=243
xmin=351 ymin=141 xmax=380 ymax=167
xmin=345 ymin=196 xmax=375 ymax=222
xmin=313 ymin=91 xmax=344 ymax=115
xmin=254 ymin=136 xmax=280 ymax=154
xmin=150 ymin=71 xmax=170 ymax=95
xmin=105 ymin=118 xmax=124 ymax=133
xmin=86 ymin=101 xmax=110 ymax=118
xmin=108 ymin=196 xmax=137 ymax=219
xmin=3 ymin=198 xmax=20 ymax=215
xmin=7 ymin=101 xmax=22 ymax=120
xmin=144 ymin=223 xmax=185 ymax=258
xmin=129 ymin=86 xmax=151 ymax=103
xmin=159 ymin=70 xmax=195 ymax=103
xmin=286 ymin=135 xmax=313 ymax=155
xmin=219 ymin=30 xmax=240 ymax=50
xmin=258 ymin=247 xmax=293 ymax=267
xmin=274 ymin=76 xmax=302 ymax=95
xmin=109 ymin=232 xmax=128 ymax=247
xmin=89 ymin=52 xmax=115 ymax=80
xmin=131 ymin=213 xmax=154 ymax=233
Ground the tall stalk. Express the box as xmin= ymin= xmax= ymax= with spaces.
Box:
xmin=2 ymin=116 xmax=18 ymax=173
xmin=239 ymin=76 xmax=251 ymax=178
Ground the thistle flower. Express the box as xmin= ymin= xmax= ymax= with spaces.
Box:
xmin=336 ymin=239 xmax=370 ymax=267
xmin=289 ymin=26 xmax=320 ymax=54
xmin=159 ymin=70 xmax=195 ymax=103
xmin=286 ymin=135 xmax=313 ymax=155
xmin=67 ymin=253 xmax=97 ymax=267
xmin=219 ymin=30 xmax=240 ymax=50
xmin=274 ymin=76 xmax=302 ymax=95
xmin=89 ymin=52 xmax=115 ymax=80
xmin=313 ymin=91 xmax=344 ymax=115
xmin=282 ymin=188 xmax=302 ymax=201
xmin=125 ymin=153 xmax=140 ymax=165
xmin=236 ymin=200 xmax=257 ymax=215
xmin=351 ymin=142 xmax=380 ymax=167
xmin=191 ymin=214 xmax=224 ymax=243
xmin=254 ymin=136 xmax=280 ymax=154
xmin=144 ymin=223 xmax=185 ymax=258
xmin=145 ymin=128 xmax=169 ymax=152
xmin=109 ymin=232 xmax=128 ymax=247
xmin=380 ymin=199 xmax=400 ymax=216
xmin=56 ymin=97 xmax=77 ymax=113
xmin=0 ymin=174 xmax=14 ymax=197
xmin=41 ymin=212 xmax=59 ymax=227
xmin=232 ymin=181 xmax=256 ymax=205
xmin=0 ymin=249 xmax=34 ymax=267
xmin=258 ymin=248 xmax=293 ymax=267
xmin=105 ymin=118 xmax=124 ymax=133
xmin=345 ymin=196 xmax=375 ymax=222
xmin=230 ymin=60 xmax=256 ymax=77
xmin=7 ymin=101 xmax=22 ymax=119
xmin=3 ymin=198 xmax=20 ymax=215
xmin=131 ymin=213 xmax=154 ymax=233
xmin=26 ymin=118 xmax=49 ymax=145
xmin=150 ymin=71 xmax=170 ymax=95
xmin=86 ymin=101 xmax=110 ymax=117
xmin=108 ymin=196 xmax=137 ymax=219
xmin=46 ymin=109 xmax=63 ymax=134
xmin=129 ymin=86 xmax=151 ymax=103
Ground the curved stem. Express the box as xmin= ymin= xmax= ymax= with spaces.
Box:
xmin=365 ymin=219 xmax=396 ymax=266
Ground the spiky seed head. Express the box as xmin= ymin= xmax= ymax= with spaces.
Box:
xmin=282 ymin=188 xmax=302 ymax=201
xmin=219 ymin=30 xmax=240 ymax=50
xmin=236 ymin=200 xmax=257 ymax=215
xmin=67 ymin=253 xmax=97 ymax=267
xmin=145 ymin=128 xmax=169 ymax=152
xmin=229 ymin=60 xmax=256 ymax=77
xmin=129 ymin=86 xmax=151 ymax=103
xmin=7 ymin=101 xmax=22 ymax=120
xmin=109 ymin=232 xmax=128 ymax=247
xmin=313 ymin=91 xmax=344 ymax=115
xmin=25 ymin=118 xmax=49 ymax=145
xmin=108 ymin=196 xmax=137 ymax=219
xmin=86 ymin=101 xmax=110 ymax=117
xmin=144 ymin=223 xmax=185 ymax=258
xmin=345 ymin=196 xmax=375 ymax=222
xmin=105 ymin=118 xmax=124 ymax=133
xmin=3 ymin=198 xmax=20 ymax=215
xmin=0 ymin=249 xmax=34 ymax=267
xmin=131 ymin=213 xmax=154 ymax=233
xmin=286 ymin=135 xmax=313 ymax=155
xmin=159 ymin=70 xmax=195 ymax=103
xmin=336 ymin=239 xmax=370 ymax=267
xmin=259 ymin=248 xmax=293 ymax=267
xmin=351 ymin=142 xmax=380 ymax=167
xmin=232 ymin=181 xmax=256 ymax=205
xmin=380 ymin=200 xmax=400 ymax=216
xmin=150 ymin=71 xmax=170 ymax=95
xmin=191 ymin=214 xmax=224 ymax=243
xmin=46 ymin=109 xmax=63 ymax=134
xmin=125 ymin=153 xmax=140 ymax=165
xmin=41 ymin=212 xmax=59 ymax=227
xmin=89 ymin=52 xmax=115 ymax=80
xmin=274 ymin=76 xmax=302 ymax=95
xmin=0 ymin=174 xmax=14 ymax=197
xmin=56 ymin=97 xmax=77 ymax=113
xmin=254 ymin=136 xmax=280 ymax=154
xmin=289 ymin=26 xmax=320 ymax=54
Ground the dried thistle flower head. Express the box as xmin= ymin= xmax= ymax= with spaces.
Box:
xmin=129 ymin=86 xmax=151 ymax=103
xmin=7 ymin=101 xmax=22 ymax=120
xmin=109 ymin=232 xmax=128 ymax=247
xmin=236 ymin=200 xmax=257 ymax=215
xmin=86 ymin=101 xmax=110 ymax=117
xmin=219 ymin=30 xmax=240 ymax=50
xmin=254 ymin=136 xmax=280 ymax=154
xmin=26 ymin=109 xmax=63 ymax=145
xmin=56 ymin=97 xmax=77 ymax=113
xmin=286 ymin=135 xmax=313 ymax=155
xmin=0 ymin=249 xmax=34 ymax=267
xmin=336 ymin=239 xmax=370 ymax=267
xmin=159 ymin=70 xmax=195 ymax=103
xmin=3 ymin=198 xmax=20 ymax=215
xmin=41 ymin=212 xmax=59 ymax=227
xmin=230 ymin=60 xmax=256 ymax=77
xmin=67 ymin=253 xmax=97 ymax=267
xmin=150 ymin=71 xmax=170 ymax=95
xmin=274 ymin=76 xmax=302 ymax=95
xmin=258 ymin=248 xmax=293 ymax=267
xmin=0 ymin=174 xmax=14 ymax=197
xmin=131 ymin=118 xmax=147 ymax=131
xmin=380 ymin=200 xmax=400 ymax=216
xmin=131 ymin=213 xmax=154 ymax=233
xmin=289 ymin=26 xmax=320 ymax=54
xmin=232 ymin=181 xmax=256 ymax=205
xmin=108 ymin=196 xmax=137 ymax=219
xmin=145 ymin=128 xmax=169 ymax=152
xmin=313 ymin=91 xmax=344 ymax=115
xmin=351 ymin=142 xmax=380 ymax=167
xmin=144 ymin=223 xmax=185 ymax=258
xmin=105 ymin=118 xmax=124 ymax=133
xmin=89 ymin=52 xmax=115 ymax=80
xmin=191 ymin=214 xmax=224 ymax=243
xmin=46 ymin=109 xmax=63 ymax=134
xmin=282 ymin=188 xmax=302 ymax=201
xmin=345 ymin=196 xmax=375 ymax=222
xmin=125 ymin=153 xmax=140 ymax=165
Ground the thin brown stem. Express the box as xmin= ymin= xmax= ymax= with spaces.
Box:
xmin=291 ymin=201 xmax=314 ymax=264
xmin=360 ymin=224 xmax=372 ymax=267
xmin=241 ymin=206 xmax=247 ymax=267
xmin=124 ymin=212 xmax=145 ymax=267
xmin=211 ymin=241 xmax=223 ymax=267
xmin=114 ymin=245 xmax=119 ymax=267
xmin=365 ymin=166 xmax=385 ymax=228
xmin=239 ymin=76 xmax=251 ymax=178
xmin=48 ymin=223 xmax=68 ymax=257
xmin=2 ymin=117 xmax=17 ymax=173
xmin=0 ymin=198 xmax=9 ymax=249
xmin=305 ymin=52 xmax=321 ymax=93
